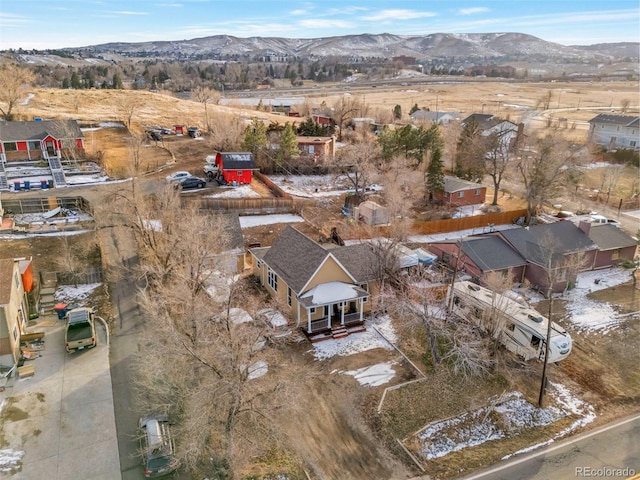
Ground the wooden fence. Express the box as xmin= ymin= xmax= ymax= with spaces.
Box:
xmin=194 ymin=196 xmax=297 ymax=214
xmin=1 ymin=196 xmax=90 ymax=215
xmin=56 ymin=268 xmax=103 ymax=286
xmin=409 ymin=209 xmax=528 ymax=236
xmin=254 ymin=172 xmax=290 ymax=198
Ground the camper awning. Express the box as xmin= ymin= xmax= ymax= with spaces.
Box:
xmin=414 ymin=248 xmax=437 ymax=265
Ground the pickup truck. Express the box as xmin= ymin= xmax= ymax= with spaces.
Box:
xmin=65 ymin=307 xmax=97 ymax=353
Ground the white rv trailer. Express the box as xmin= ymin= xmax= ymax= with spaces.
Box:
xmin=448 ymin=281 xmax=572 ymax=363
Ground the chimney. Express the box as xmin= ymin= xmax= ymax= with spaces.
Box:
xmin=578 ymin=220 xmax=591 ymax=235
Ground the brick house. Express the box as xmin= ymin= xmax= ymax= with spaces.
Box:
xmin=432 ymin=176 xmax=487 ymax=207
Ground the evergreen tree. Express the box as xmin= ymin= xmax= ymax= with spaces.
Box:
xmin=70 ymin=71 xmax=81 ymax=89
xmin=409 ymin=103 xmax=420 ymax=115
xmin=62 ymin=78 xmax=70 ymax=89
xmin=112 ymin=72 xmax=123 ymax=89
xmin=276 ymin=123 xmax=299 ymax=171
xmin=241 ymin=118 xmax=268 ymax=154
xmin=426 ymin=146 xmax=445 ymax=200
xmin=455 ymin=119 xmax=485 ymax=180
xmin=393 ymin=104 xmax=402 ymax=120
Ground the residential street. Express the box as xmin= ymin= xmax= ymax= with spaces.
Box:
xmin=458 ymin=413 xmax=640 ymax=480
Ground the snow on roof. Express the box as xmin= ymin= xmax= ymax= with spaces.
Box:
xmin=300 ymin=281 xmax=363 ymax=305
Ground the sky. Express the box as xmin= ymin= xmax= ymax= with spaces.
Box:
xmin=0 ymin=0 xmax=638 ymax=50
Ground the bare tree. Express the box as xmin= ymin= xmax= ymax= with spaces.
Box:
xmin=191 ymin=86 xmax=220 ymax=132
xmin=332 ymin=95 xmax=365 ymax=141
xmin=102 ymin=186 xmax=306 ymax=476
xmin=515 ymin=134 xmax=575 ymax=223
xmin=117 ymin=93 xmax=142 ymax=130
xmin=620 ymin=98 xmax=631 ymax=114
xmin=484 ymin=127 xmax=514 ymax=205
xmin=0 ymin=64 xmax=35 ymax=120
xmin=209 ymin=112 xmax=245 ymax=151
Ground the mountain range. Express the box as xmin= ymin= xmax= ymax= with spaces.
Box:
xmin=71 ymin=32 xmax=638 ymax=63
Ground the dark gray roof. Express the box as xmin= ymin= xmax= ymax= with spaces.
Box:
xmin=331 ymin=243 xmax=379 ymax=283
xmin=261 ymin=226 xmax=328 ymax=293
xmin=0 ymin=120 xmax=84 ymax=142
xmin=459 ymin=236 xmax=526 ymax=272
xmin=587 ymin=224 xmax=638 ymax=251
xmin=461 ymin=113 xmax=496 ymax=129
xmin=499 ymin=221 xmax=597 ymax=265
xmin=216 ymin=213 xmax=244 ymax=251
xmin=588 ymin=114 xmax=639 ymax=127
xmin=219 ymin=152 xmax=256 ymax=170
xmin=444 ymin=176 xmax=482 ymax=193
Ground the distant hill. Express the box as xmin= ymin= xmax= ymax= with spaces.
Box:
xmin=64 ymin=32 xmax=637 ymax=63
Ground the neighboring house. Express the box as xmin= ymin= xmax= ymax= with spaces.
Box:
xmin=296 ymin=136 xmax=336 ymax=161
xmin=0 ymin=258 xmax=31 ymax=369
xmin=588 ymin=114 xmax=640 ymax=151
xmin=410 ymin=110 xmax=460 ymax=125
xmin=498 ymin=222 xmax=597 ymax=293
xmin=461 ymin=114 xmax=523 ymax=151
xmin=580 ymin=222 xmax=638 ymax=269
xmin=0 ymin=120 xmax=85 ymax=189
xmin=432 ymin=176 xmax=487 ymax=206
xmin=214 ymin=152 xmax=257 ymax=185
xmin=249 ymin=226 xmax=380 ymax=339
xmin=429 ymin=235 xmax=527 ymax=284
xmin=311 ymin=114 xmax=332 ymax=126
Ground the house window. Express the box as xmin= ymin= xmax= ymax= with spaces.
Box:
xmin=457 ymin=191 xmax=464 ymax=198
xmin=4 ymin=142 xmax=17 ymax=151
xmin=631 ymin=141 xmax=637 ymax=148
xmin=287 ymin=287 xmax=292 ymax=306
xmin=310 ymin=307 xmax=317 ymax=314
xmin=362 ymin=296 xmax=368 ymax=304
xmin=323 ymin=305 xmax=329 ymax=316
xmin=28 ymin=141 xmax=40 ymax=150
xmin=474 ymin=189 xmax=481 ymax=196
xmin=267 ymin=267 xmax=278 ymax=291
xmin=611 ymin=249 xmax=621 ymax=260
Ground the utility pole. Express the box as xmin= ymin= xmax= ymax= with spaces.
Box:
xmin=538 ymin=285 xmax=553 ymax=407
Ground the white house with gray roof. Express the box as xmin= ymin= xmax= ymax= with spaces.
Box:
xmin=588 ymin=114 xmax=640 ymax=150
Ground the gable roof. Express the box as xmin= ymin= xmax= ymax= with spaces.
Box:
xmin=261 ymin=226 xmax=329 ymax=293
xmin=587 ymin=224 xmax=638 ymax=251
xmin=458 ymin=236 xmax=527 ymax=272
xmin=0 ymin=120 xmax=84 ymax=142
xmin=410 ymin=110 xmax=460 ymax=122
xmin=444 ymin=176 xmax=483 ymax=193
xmin=331 ymin=243 xmax=379 ymax=283
xmin=499 ymin=222 xmax=597 ymax=265
xmin=218 ymin=152 xmax=256 ymax=170
xmin=588 ymin=114 xmax=640 ymax=128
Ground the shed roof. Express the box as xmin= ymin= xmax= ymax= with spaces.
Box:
xmin=217 ymin=152 xmax=256 ymax=170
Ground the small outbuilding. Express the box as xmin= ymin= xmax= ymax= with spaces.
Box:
xmin=355 ymin=201 xmax=390 ymax=226
xmin=214 ymin=152 xmax=257 ymax=185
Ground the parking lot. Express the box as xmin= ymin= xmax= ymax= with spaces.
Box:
xmin=0 ymin=317 xmax=120 ymax=479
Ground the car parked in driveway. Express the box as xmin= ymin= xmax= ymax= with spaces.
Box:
xmin=138 ymin=414 xmax=179 ymax=478
xmin=165 ymin=171 xmax=191 ymax=183
xmin=174 ymin=176 xmax=206 ymax=190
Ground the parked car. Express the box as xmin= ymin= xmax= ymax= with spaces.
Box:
xmin=138 ymin=414 xmax=179 ymax=478
xmin=590 ymin=214 xmax=621 ymax=228
xmin=165 ymin=171 xmax=191 ymax=183
xmin=187 ymin=126 xmax=201 ymax=138
xmin=64 ymin=307 xmax=97 ymax=353
xmin=174 ymin=176 xmax=206 ymax=189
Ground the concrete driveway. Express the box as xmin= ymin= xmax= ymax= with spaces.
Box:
xmin=0 ymin=317 xmax=120 ymax=479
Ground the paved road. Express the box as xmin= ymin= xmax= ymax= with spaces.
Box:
xmin=459 ymin=413 xmax=640 ymax=480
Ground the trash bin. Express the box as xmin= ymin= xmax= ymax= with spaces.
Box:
xmin=13 ymin=181 xmax=21 ymax=191
xmin=40 ymin=179 xmax=48 ymax=189
xmin=24 ymin=181 xmax=30 ymax=191
xmin=54 ymin=303 xmax=68 ymax=320
xmin=48 ymin=179 xmax=54 ymax=189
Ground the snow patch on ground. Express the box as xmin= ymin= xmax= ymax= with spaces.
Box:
xmin=239 ymin=214 xmax=305 ymax=228
xmin=418 ymin=383 xmax=594 ymax=461
xmin=270 ymin=174 xmax=353 ymax=198
xmin=54 ymin=284 xmax=101 ymax=304
xmin=204 ymin=185 xmax=261 ymax=198
xmin=247 ymin=360 xmax=268 ymax=380
xmin=229 ymin=307 xmax=253 ymax=324
xmin=310 ymin=315 xmax=397 ymax=361
xmin=0 ymin=448 xmax=25 ymax=473
xmin=343 ymin=361 xmax=397 ymax=386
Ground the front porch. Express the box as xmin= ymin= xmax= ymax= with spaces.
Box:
xmin=298 ymin=281 xmax=369 ymax=342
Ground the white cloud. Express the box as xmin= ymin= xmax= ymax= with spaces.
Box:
xmin=110 ymin=10 xmax=150 ymax=16
xmin=291 ymin=9 xmax=307 ymax=16
xmin=363 ymin=9 xmax=437 ymax=21
xmin=298 ymin=19 xmax=353 ymax=29
xmin=458 ymin=7 xmax=490 ymax=15
xmin=0 ymin=12 xmax=32 ymax=28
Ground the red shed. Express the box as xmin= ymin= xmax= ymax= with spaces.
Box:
xmin=215 ymin=152 xmax=257 ymax=185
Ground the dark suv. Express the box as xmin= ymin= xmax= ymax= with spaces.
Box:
xmin=138 ymin=414 xmax=179 ymax=478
